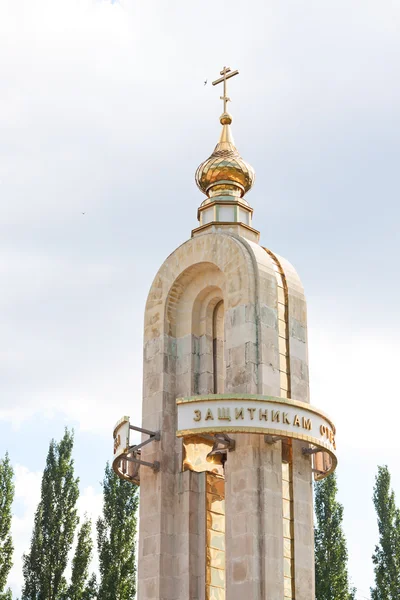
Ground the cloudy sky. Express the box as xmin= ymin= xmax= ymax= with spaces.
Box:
xmin=1 ymin=0 xmax=399 ymax=597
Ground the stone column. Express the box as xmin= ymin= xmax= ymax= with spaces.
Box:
xmin=175 ymin=470 xmax=206 ymax=600
xmin=292 ymin=441 xmax=315 ymax=599
xmin=225 ymin=436 xmax=284 ymax=599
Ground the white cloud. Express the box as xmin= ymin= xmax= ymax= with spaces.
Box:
xmin=78 ymin=485 xmax=103 ymax=522
xmin=309 ymin=321 xmax=400 ymax=453
xmin=0 ymin=246 xmax=143 ymax=434
xmin=1 ymin=0 xmax=399 ymax=596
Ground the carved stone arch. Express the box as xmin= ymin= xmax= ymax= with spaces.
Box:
xmin=163 ymin=262 xmax=225 ymax=399
xmin=166 ymin=262 xmax=216 ymax=338
xmin=166 ymin=262 xmax=225 ymax=340
xmin=192 ymin=285 xmax=223 ymax=338
xmin=144 ymin=233 xmax=257 ymax=346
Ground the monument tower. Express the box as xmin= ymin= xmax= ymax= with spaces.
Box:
xmin=113 ymin=67 xmax=337 ymax=600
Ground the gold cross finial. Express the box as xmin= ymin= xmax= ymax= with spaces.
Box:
xmin=212 ymin=66 xmax=239 ymax=114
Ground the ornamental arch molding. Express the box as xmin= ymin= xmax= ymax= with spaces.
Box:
xmin=144 ymin=233 xmax=257 ymax=345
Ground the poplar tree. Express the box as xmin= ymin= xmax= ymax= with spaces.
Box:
xmin=22 ymin=429 xmax=80 ymax=600
xmin=0 ymin=454 xmax=14 ymax=600
xmin=371 ymin=465 xmax=400 ymax=599
xmin=81 ymin=574 xmax=98 ymax=600
xmin=96 ymin=463 xmax=139 ymax=600
xmin=314 ymin=472 xmax=355 ymax=600
xmin=66 ymin=518 xmax=97 ymax=600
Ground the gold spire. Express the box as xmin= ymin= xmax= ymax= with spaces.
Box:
xmin=195 ymin=67 xmax=255 ymax=200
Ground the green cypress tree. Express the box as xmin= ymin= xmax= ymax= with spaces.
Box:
xmin=314 ymin=472 xmax=356 ymax=600
xmin=0 ymin=453 xmax=14 ymax=600
xmin=96 ymin=463 xmax=139 ymax=600
xmin=22 ymin=429 xmax=80 ymax=600
xmin=371 ymin=465 xmax=400 ymax=599
xmin=67 ymin=518 xmax=97 ymax=600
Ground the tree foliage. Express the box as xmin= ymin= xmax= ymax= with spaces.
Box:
xmin=80 ymin=574 xmax=98 ymax=600
xmin=96 ymin=463 xmax=139 ymax=600
xmin=0 ymin=454 xmax=14 ymax=599
xmin=66 ymin=518 xmax=97 ymax=600
xmin=371 ymin=465 xmax=400 ymax=599
xmin=22 ymin=429 xmax=79 ymax=600
xmin=314 ymin=472 xmax=355 ymax=600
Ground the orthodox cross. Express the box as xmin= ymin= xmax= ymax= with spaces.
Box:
xmin=212 ymin=66 xmax=239 ymax=113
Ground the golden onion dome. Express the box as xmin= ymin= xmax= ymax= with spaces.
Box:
xmin=195 ymin=112 xmax=255 ymax=199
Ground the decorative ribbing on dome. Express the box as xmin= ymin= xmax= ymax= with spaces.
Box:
xmin=195 ymin=112 xmax=255 ymax=199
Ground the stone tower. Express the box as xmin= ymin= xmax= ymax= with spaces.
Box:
xmin=113 ymin=67 xmax=337 ymax=600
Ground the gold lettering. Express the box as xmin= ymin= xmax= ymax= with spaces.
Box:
xmin=235 ymin=407 xmax=244 ymax=420
xmin=205 ymin=409 xmax=214 ymax=421
xmin=283 ymin=412 xmax=290 ymax=424
xmin=293 ymin=415 xmax=301 ymax=427
xmin=193 ymin=409 xmax=201 ymax=422
xmin=320 ymin=424 xmax=336 ymax=447
xmin=218 ymin=407 xmax=231 ymax=421
xmin=113 ymin=434 xmax=121 ymax=454
xmin=247 ymin=408 xmax=256 ymax=420
xmin=259 ymin=408 xmax=268 ymax=421
xmin=272 ymin=410 xmax=280 ymax=423
xmin=302 ymin=417 xmax=312 ymax=430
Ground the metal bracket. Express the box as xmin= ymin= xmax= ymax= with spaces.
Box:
xmin=125 ymin=452 xmax=160 ymax=473
xmin=312 ymin=468 xmax=326 ymax=476
xmin=303 ymin=446 xmax=333 ymax=480
xmin=302 ymin=446 xmax=321 ymax=456
xmin=126 ymin=425 xmax=161 ymax=472
xmin=264 ymin=434 xmax=285 ymax=445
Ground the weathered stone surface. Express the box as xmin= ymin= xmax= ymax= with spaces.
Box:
xmin=137 ymin=231 xmax=314 ymax=600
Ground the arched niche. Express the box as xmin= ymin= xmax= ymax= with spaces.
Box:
xmin=191 ymin=286 xmax=224 ymax=396
xmin=164 ymin=262 xmax=225 ymax=398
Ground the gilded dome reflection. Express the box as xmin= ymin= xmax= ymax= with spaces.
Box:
xmin=195 ymin=113 xmax=255 ymax=199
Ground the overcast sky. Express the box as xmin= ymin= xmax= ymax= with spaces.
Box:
xmin=1 ymin=0 xmax=400 ymax=597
